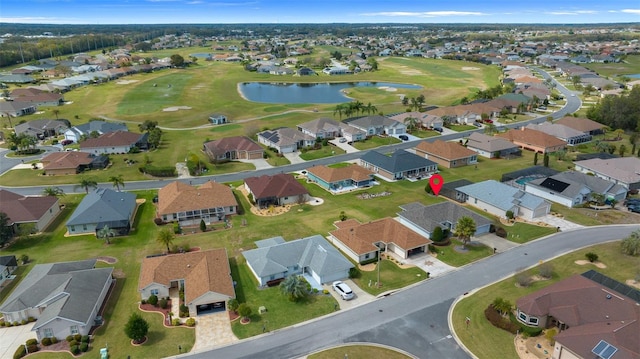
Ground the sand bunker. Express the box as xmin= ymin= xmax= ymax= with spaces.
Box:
xmin=163 ymin=106 xmax=192 ymax=112
xmin=116 ymin=80 xmax=139 ymax=85
xmin=462 ymin=67 xmax=480 ymax=71
xmin=574 ymin=260 xmax=607 ymax=268
xmin=378 ymin=86 xmax=398 ymax=92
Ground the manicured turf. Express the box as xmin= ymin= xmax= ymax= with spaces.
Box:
xmin=299 ymin=145 xmax=346 ymax=160
xmin=351 ymin=136 xmax=401 ymax=150
xmin=451 ymin=241 xmax=639 ymax=359
xmin=351 ymin=259 xmax=428 ymax=296
xmin=308 ymin=345 xmax=412 ymax=359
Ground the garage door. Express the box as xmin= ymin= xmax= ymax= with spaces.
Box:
xmin=196 ymin=302 xmax=225 ymax=315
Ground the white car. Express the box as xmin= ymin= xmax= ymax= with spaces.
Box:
xmin=332 ymin=281 xmax=355 ymax=300
xmin=339 ymin=138 xmax=347 ymax=143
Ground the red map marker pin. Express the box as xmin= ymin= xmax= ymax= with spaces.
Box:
xmin=429 ymin=174 xmax=444 ymax=196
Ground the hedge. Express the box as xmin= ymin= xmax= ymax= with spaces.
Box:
xmin=139 ymin=164 xmax=176 ymax=177
xmin=13 ymin=345 xmax=25 ymax=359
xmin=484 ymin=304 xmax=520 ymax=334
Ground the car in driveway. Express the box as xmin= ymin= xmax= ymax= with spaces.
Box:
xmin=399 ymin=135 xmax=409 ymax=141
xmin=339 ymin=138 xmax=347 ymax=143
xmin=332 ymin=281 xmax=354 ymax=300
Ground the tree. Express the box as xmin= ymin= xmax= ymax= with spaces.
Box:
xmin=621 ymin=229 xmax=640 ymax=256
xmin=492 ymin=297 xmax=512 ymax=316
xmin=138 ymin=120 xmax=158 ymax=133
xmin=147 ymin=127 xmax=163 ymax=149
xmin=333 ymin=103 xmax=347 ymax=120
xmin=52 ymin=109 xmax=60 ymax=120
xmin=431 ymin=226 xmax=444 ymax=243
xmin=199 ymin=219 xmax=206 ymax=232
xmin=170 ymin=54 xmax=185 ymax=67
xmin=97 ymin=224 xmax=115 ymax=245
xmin=364 ymin=102 xmax=377 ymax=115
xmin=42 ymin=186 xmax=64 ymax=197
xmin=416 ymin=94 xmax=425 ymax=108
xmin=533 ymin=152 xmax=539 ymax=166
xmin=404 ymin=116 xmax=419 ymax=133
xmin=366 ymin=57 xmax=378 ymax=71
xmin=109 ymin=175 xmax=124 ymax=191
xmin=0 ymin=212 xmax=13 ymax=246
xmin=543 ymin=153 xmax=549 ymax=167
xmin=454 ymin=216 xmax=476 ymax=249
xmin=279 ymin=275 xmax=308 ymax=301
xmin=75 ymin=178 xmax=98 ymax=194
xmin=157 ymin=228 xmax=175 ymax=253
xmin=228 ymin=299 xmax=239 ymax=313
xmin=484 ymin=123 xmax=497 ymax=135
xmin=124 ymin=313 xmax=149 ymax=344
xmin=237 ymin=303 xmax=252 ymax=321
xmin=619 ymin=144 xmax=627 ymax=157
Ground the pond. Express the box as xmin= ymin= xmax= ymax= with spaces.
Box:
xmin=238 ymin=82 xmax=422 ymax=104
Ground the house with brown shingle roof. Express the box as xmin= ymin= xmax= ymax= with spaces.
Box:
xmin=244 ymin=173 xmax=309 ymax=208
xmin=138 ymin=249 xmax=235 ymax=317
xmin=496 ymin=127 xmax=566 ymax=154
xmin=203 ymin=136 xmax=264 ymax=162
xmin=10 ymin=88 xmax=64 ymax=107
xmin=414 ymin=140 xmax=478 ymax=168
xmin=516 ymin=271 xmax=640 ymax=359
xmin=40 ymin=151 xmax=108 ymax=175
xmin=157 ymin=181 xmax=238 ymax=226
xmin=0 ymin=189 xmax=61 ymax=232
xmin=328 ymin=217 xmax=431 ymax=264
xmin=556 ymin=116 xmax=605 ymax=136
xmin=306 ymin=164 xmax=374 ymax=193
xmin=79 ymin=130 xmax=148 ymax=155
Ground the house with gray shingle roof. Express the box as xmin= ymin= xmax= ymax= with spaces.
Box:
xmin=359 ymin=150 xmax=437 ymax=181
xmin=66 ymin=188 xmax=137 ymax=236
xmin=243 ymin=235 xmax=353 ymax=287
xmin=525 ymin=171 xmax=627 ymax=208
xmin=456 ymin=180 xmax=550 ymax=219
xmin=344 ymin=115 xmax=406 ymax=136
xmin=397 ymin=201 xmax=492 ymax=239
xmin=257 ymin=127 xmax=315 ymax=153
xmin=14 ymin=119 xmax=68 ymax=139
xmin=63 ymin=120 xmax=128 ymax=143
xmin=526 ymin=122 xmax=592 ymax=146
xmin=0 ymin=101 xmax=37 ymax=118
xmin=465 ymin=133 xmax=521 ymax=159
xmin=574 ymin=157 xmax=640 ymax=191
xmin=0 ymin=259 xmax=113 ymax=341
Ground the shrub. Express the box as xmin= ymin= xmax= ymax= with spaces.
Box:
xmin=349 ymin=267 xmax=360 ymax=279
xmin=153 ymin=217 xmax=165 ymax=225
xmin=228 ymin=299 xmax=239 ymax=313
xmin=21 ymin=320 xmax=28 ymax=325
xmin=27 ymin=317 xmax=35 ymax=323
xmin=12 ymin=322 xmax=18 ymax=326
xmin=5 ymin=322 xmax=12 ymax=327
xmin=66 ymin=335 xmax=74 ymax=342
xmin=0 ymin=321 xmax=5 ymax=327
xmin=506 ymin=210 xmax=515 ymax=220
xmin=159 ymin=298 xmax=168 ymax=309
xmin=538 ymin=262 xmax=554 ymax=279
xmin=69 ymin=340 xmax=78 ymax=348
xmin=515 ymin=271 xmax=532 ymax=287
xmin=323 ymin=289 xmax=330 ymax=295
xmin=484 ymin=305 xmax=520 ymax=334
xmin=431 ymin=226 xmax=444 ymax=242
xmin=27 ymin=344 xmax=39 ymax=354
xmin=81 ymin=335 xmax=90 ymax=343
xmin=80 ymin=343 xmax=89 ymax=352
xmin=147 ymin=294 xmax=158 ymax=306
xmin=585 ymin=252 xmax=598 ymax=262
xmin=172 ymin=318 xmax=181 ymax=326
xmin=185 ymin=318 xmax=196 ymax=327
xmin=495 ymin=227 xmax=507 ymax=238
xmin=51 ymin=337 xmax=58 ymax=344
xmin=25 ymin=339 xmax=38 ymax=346
xmin=74 ymin=334 xmax=81 ymax=342
xmin=141 ymin=299 xmax=146 ymax=305
xmin=42 ymin=337 xmax=52 ymax=346
xmin=545 ymin=328 xmax=558 ymax=345
xmin=428 ymin=244 xmax=437 ymax=253
xmin=173 ymin=222 xmax=181 ymax=234
xmin=70 ymin=345 xmax=80 ymax=355
xmin=13 ymin=345 xmax=26 ymax=359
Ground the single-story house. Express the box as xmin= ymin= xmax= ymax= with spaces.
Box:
xmin=244 ymin=173 xmax=310 ymax=208
xmin=555 ymin=116 xmax=605 ymax=136
xmin=328 ymin=218 xmax=432 ymax=264
xmin=41 ymin=152 xmax=108 ymax=175
xmin=397 ymin=201 xmax=492 ymax=239
xmin=10 ymin=88 xmax=64 ymax=107
xmin=525 ymin=123 xmax=592 ymax=146
xmin=414 ymin=140 xmax=478 ymax=168
xmin=359 ymin=150 xmax=438 ymax=181
xmin=0 ymin=259 xmax=114 ymax=341
xmin=344 ymin=115 xmax=406 ymax=136
xmin=516 ymin=271 xmax=639 ymax=359
xmin=496 ymin=127 xmax=567 ymax=154
xmin=297 ymin=118 xmax=342 ymax=139
xmin=525 ymin=171 xmax=627 ymax=207
xmin=0 ymin=101 xmax=37 ymax=117
xmin=296 ymin=67 xmax=316 ymax=76
xmin=0 ymin=255 xmax=18 ymax=287
xmin=157 ymin=181 xmax=238 ymax=225
xmin=456 ymin=180 xmax=551 ymax=219
xmin=79 ymin=131 xmax=148 ymax=155
xmin=465 ymin=132 xmax=521 ymax=159
xmin=0 ymin=189 xmax=61 ymax=233
xmin=257 ymin=127 xmax=316 ymax=153
xmin=306 ymin=164 xmax=375 ymax=193
xmin=63 ymin=121 xmax=128 ymax=143
xmin=14 ymin=119 xmax=68 ymax=139
xmin=138 ymin=249 xmax=235 ymax=316
xmin=573 ymin=157 xmax=640 ymax=191
xmin=243 ymin=235 xmax=354 ymax=287
xmin=66 ymin=188 xmax=137 ymax=236
xmin=208 ymin=113 xmax=227 ymax=125
xmin=388 ymin=112 xmax=444 ymax=130
xmin=203 ymin=136 xmax=264 ymax=162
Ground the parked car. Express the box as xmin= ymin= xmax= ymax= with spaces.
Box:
xmin=399 ymin=135 xmax=409 ymax=141
xmin=474 ymin=122 xmax=482 ymax=127
xmin=433 ymin=127 xmax=443 ymax=133
xmin=61 ymin=139 xmax=74 ymax=146
xmin=624 ymin=199 xmax=640 ymax=206
xmin=332 ymin=281 xmax=354 ymax=300
xmin=339 ymin=138 xmax=347 ymax=143
xmin=629 ymin=206 xmax=640 ymax=214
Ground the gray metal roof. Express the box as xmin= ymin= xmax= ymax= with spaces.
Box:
xmin=360 ymin=150 xmax=437 ymax=173
xmin=457 ymin=180 xmax=548 ymax=211
xmin=66 ymin=188 xmax=136 ymax=227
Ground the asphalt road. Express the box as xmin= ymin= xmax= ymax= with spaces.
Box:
xmin=178 ymin=225 xmax=638 ymax=359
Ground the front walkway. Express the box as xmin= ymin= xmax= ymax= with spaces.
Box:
xmin=169 ymin=287 xmax=181 ymax=323
xmin=192 ymin=312 xmax=238 ymax=352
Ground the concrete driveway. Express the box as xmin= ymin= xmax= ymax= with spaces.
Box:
xmin=0 ymin=323 xmax=35 ymax=359
xmin=191 ymin=312 xmax=238 ymax=352
xmin=282 ymin=152 xmax=306 ymax=165
xmin=324 ymin=279 xmax=375 ymax=310
xmin=237 ymin=158 xmax=273 ymax=170
xmin=329 ymin=139 xmax=359 ymax=153
xmin=536 ymin=214 xmax=584 ymax=232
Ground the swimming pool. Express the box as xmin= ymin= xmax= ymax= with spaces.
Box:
xmin=515 ymin=176 xmax=539 ymax=185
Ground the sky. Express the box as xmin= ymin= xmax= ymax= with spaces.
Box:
xmin=1 ymin=0 xmax=639 ymax=25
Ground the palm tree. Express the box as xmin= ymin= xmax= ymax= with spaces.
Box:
xmin=364 ymin=102 xmax=377 ymax=115
xmin=76 ymin=178 xmax=98 ymax=194
xmin=410 ymin=97 xmax=419 ymax=111
xmin=333 ymin=103 xmax=346 ymax=120
xmin=52 ymin=109 xmax=60 ymax=120
xmin=454 ymin=216 xmax=476 ymax=249
xmin=42 ymin=186 xmax=65 ymax=197
xmin=484 ymin=123 xmax=497 ymax=135
xmin=97 ymin=224 xmax=115 ymax=244
xmin=404 ymin=116 xmax=419 ymax=133
xmin=109 ymin=175 xmax=125 ymax=191
xmin=416 ymin=94 xmax=425 ymax=109
xmin=279 ymin=275 xmax=308 ymax=302
xmin=157 ymin=228 xmax=175 ymax=253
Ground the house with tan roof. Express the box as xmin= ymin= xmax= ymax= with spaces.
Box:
xmin=414 ymin=140 xmax=478 ymax=168
xmin=465 ymin=132 xmax=521 ymax=159
xmin=203 ymin=136 xmax=264 ymax=162
xmin=306 ymin=164 xmax=374 ymax=193
xmin=138 ymin=249 xmax=235 ymax=316
xmin=79 ymin=130 xmax=148 ymax=155
xmin=244 ymin=173 xmax=309 ymax=208
xmin=10 ymin=88 xmax=64 ymax=107
xmin=40 ymin=152 xmax=109 ymax=175
xmin=516 ymin=271 xmax=640 ymax=359
xmin=496 ymin=127 xmax=566 ymax=154
xmin=157 ymin=181 xmax=238 ymax=226
xmin=0 ymin=189 xmax=61 ymax=233
xmin=556 ymin=116 xmax=605 ymax=136
xmin=328 ymin=217 xmax=432 ymax=264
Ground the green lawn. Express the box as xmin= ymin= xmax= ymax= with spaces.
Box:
xmin=351 ymin=136 xmax=401 ymax=150
xmin=309 ymin=345 xmax=412 ymax=359
xmin=299 ymin=145 xmax=346 ymax=161
xmin=449 ymin=124 xmax=477 ymax=132
xmin=430 ymin=239 xmax=494 ymax=267
xmin=501 ymin=222 xmax=557 ymax=244
xmin=410 ymin=129 xmax=441 ymax=139
xmin=264 ymin=149 xmax=291 ymax=166
xmin=351 ymin=259 xmax=427 ymax=296
xmin=452 ymin=241 xmax=639 ymax=359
